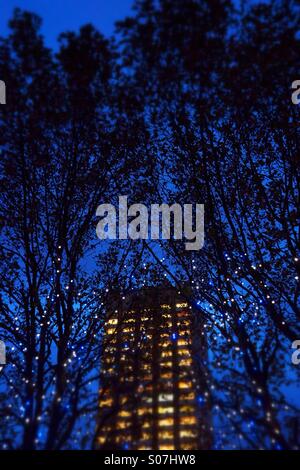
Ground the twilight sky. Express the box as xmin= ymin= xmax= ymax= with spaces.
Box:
xmin=0 ymin=0 xmax=134 ymax=47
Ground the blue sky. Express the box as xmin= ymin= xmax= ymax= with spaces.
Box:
xmin=0 ymin=0 xmax=134 ymax=47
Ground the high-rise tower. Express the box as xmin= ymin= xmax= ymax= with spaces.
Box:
xmin=97 ymin=286 xmax=211 ymax=450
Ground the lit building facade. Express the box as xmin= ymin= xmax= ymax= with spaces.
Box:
xmin=97 ymin=286 xmax=211 ymax=450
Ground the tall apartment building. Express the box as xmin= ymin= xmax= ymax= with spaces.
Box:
xmin=96 ymin=286 xmax=211 ymax=450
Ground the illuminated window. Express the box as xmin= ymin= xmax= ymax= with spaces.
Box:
xmin=179 ymin=381 xmax=192 ymax=389
xmin=180 ymin=405 xmax=195 ymax=413
xmin=178 ymin=322 xmax=190 ymax=329
xmin=142 ymin=421 xmax=152 ymax=430
xmin=161 ymin=350 xmax=172 ymax=358
xmin=178 ymin=349 xmax=189 ymax=357
xmin=125 ymin=317 xmax=136 ymax=323
xmin=119 ymin=410 xmax=131 ymax=418
xmin=98 ymin=436 xmax=106 ymax=444
xmin=138 ymin=408 xmax=150 ymax=416
xmin=104 ymin=357 xmax=114 ymax=364
xmin=159 ymin=393 xmax=173 ymax=402
xmin=162 ymin=313 xmax=172 ymax=319
xmin=181 ymin=392 xmax=195 ymax=400
xmin=176 ymin=303 xmax=188 ymax=308
xmin=181 ymin=444 xmax=196 ymax=450
xmin=158 ymin=406 xmax=174 ymax=415
xmin=159 ymin=417 xmax=174 ymax=427
xmin=117 ymin=421 xmax=130 ymax=430
xmin=107 ymin=318 xmax=118 ymax=325
xmin=180 ymin=416 xmax=197 ymax=425
xmin=161 ymin=304 xmax=171 ymax=310
xmin=180 ymin=329 xmax=191 ymax=336
xmin=107 ymin=328 xmax=116 ymax=335
xmin=161 ymin=361 xmax=172 ymax=368
xmin=161 ymin=333 xmax=170 ymax=338
xmin=159 ymin=444 xmax=174 ymax=450
xmin=115 ymin=435 xmax=132 ymax=444
xmin=160 ymin=341 xmax=171 ymax=348
xmin=161 ymin=372 xmax=172 ymax=380
xmin=100 ymin=397 xmax=113 ymax=407
xmin=180 ymin=429 xmax=197 ymax=438
xmin=158 ymin=430 xmax=173 ymax=440
xmin=179 ymin=358 xmax=192 ymax=367
xmin=123 ymin=327 xmax=134 ymax=333
xmin=178 ymin=338 xmax=189 ymax=346
xmin=105 ymin=346 xmax=115 ymax=353
xmin=143 ymin=396 xmax=153 ymax=404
